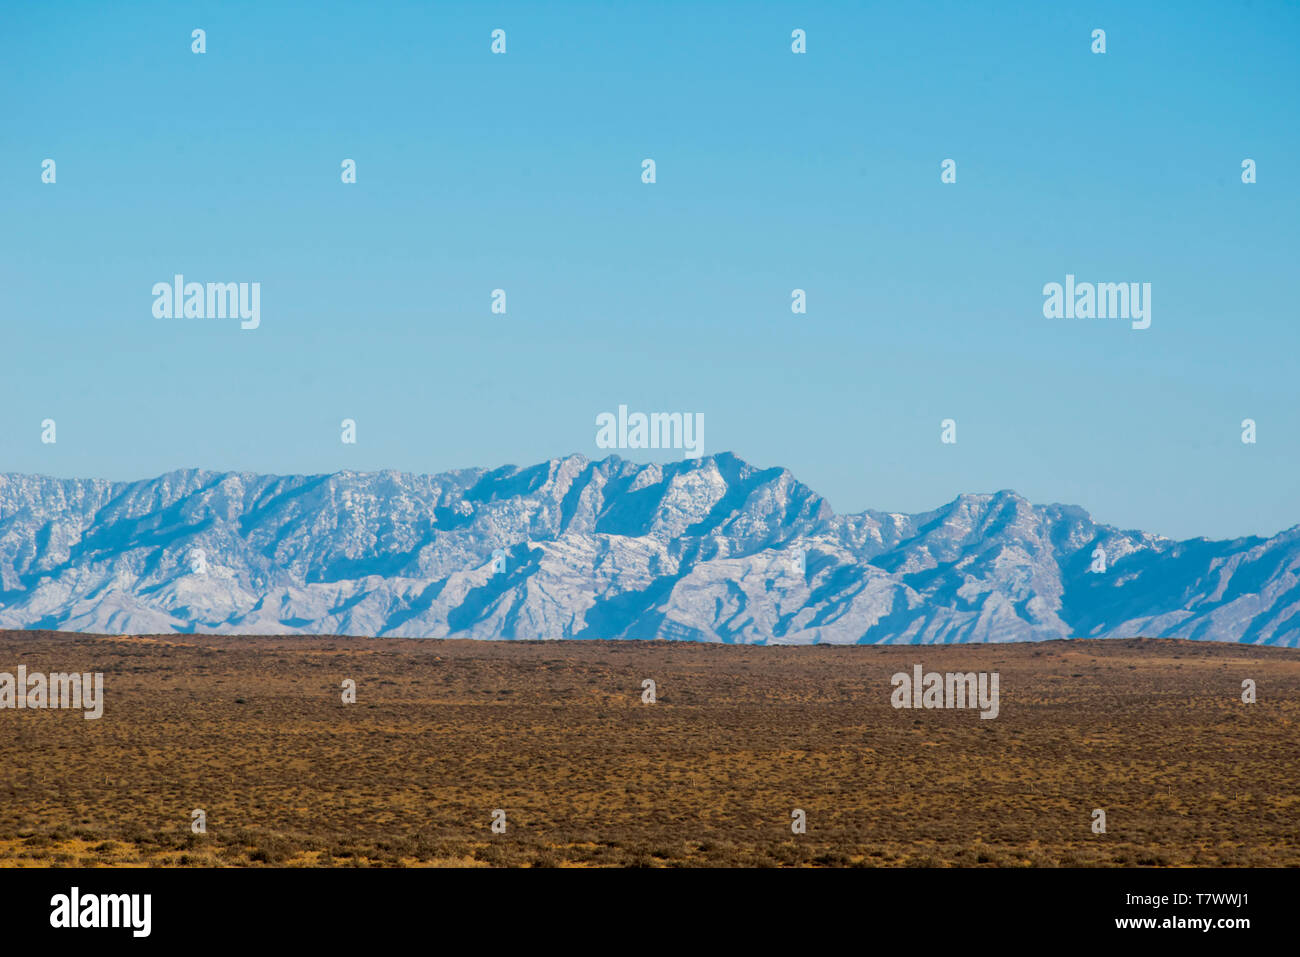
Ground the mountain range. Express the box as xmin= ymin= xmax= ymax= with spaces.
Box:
xmin=1 ymin=453 xmax=1297 ymax=645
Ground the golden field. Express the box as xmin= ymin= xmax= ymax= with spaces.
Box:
xmin=1 ymin=630 xmax=1297 ymax=867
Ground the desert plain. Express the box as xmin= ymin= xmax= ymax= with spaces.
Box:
xmin=1 ymin=630 xmax=1296 ymax=867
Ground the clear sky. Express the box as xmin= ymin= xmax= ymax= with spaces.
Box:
xmin=2 ymin=1 xmax=1297 ymax=541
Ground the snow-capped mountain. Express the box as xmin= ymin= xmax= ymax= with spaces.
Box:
xmin=1 ymin=453 xmax=1297 ymax=645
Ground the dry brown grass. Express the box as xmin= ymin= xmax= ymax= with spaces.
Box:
xmin=1 ymin=631 xmax=1297 ymax=867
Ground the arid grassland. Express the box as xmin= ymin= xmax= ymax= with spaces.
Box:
xmin=1 ymin=631 xmax=1297 ymax=867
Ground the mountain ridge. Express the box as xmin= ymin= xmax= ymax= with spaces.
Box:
xmin=1 ymin=453 xmax=1297 ymax=645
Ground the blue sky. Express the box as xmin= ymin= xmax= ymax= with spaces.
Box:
xmin=2 ymin=0 xmax=1297 ymax=541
